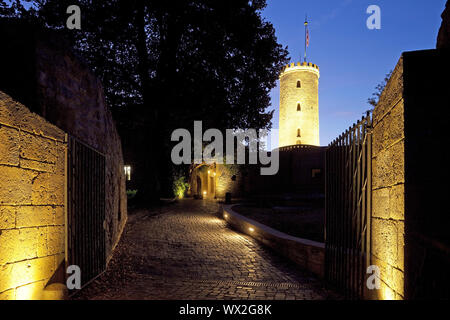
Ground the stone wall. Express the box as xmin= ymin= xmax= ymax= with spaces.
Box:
xmin=190 ymin=164 xmax=246 ymax=200
xmin=189 ymin=146 xmax=326 ymax=201
xmin=0 ymin=22 xmax=127 ymax=262
xmin=370 ymin=48 xmax=450 ymax=299
xmin=402 ymin=49 xmax=450 ymax=299
xmin=216 ymin=164 xmax=247 ymax=199
xmin=371 ymin=57 xmax=405 ymax=300
xmin=0 ymin=91 xmax=66 ymax=300
xmin=33 ymin=37 xmax=127 ymax=260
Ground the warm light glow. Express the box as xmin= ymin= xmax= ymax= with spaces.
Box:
xmin=213 ymin=172 xmax=216 ymax=176
xmin=382 ymin=286 xmax=396 ymax=300
xmin=124 ymin=165 xmax=131 ymax=181
xmin=203 ymin=191 xmax=207 ymax=196
xmin=208 ymin=170 xmax=211 ymax=174
xmin=198 ymin=217 xmax=224 ymax=226
xmin=224 ymin=213 xmax=228 ymax=218
xmin=249 ymin=227 xmax=255 ymax=232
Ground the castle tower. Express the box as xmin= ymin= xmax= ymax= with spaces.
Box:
xmin=279 ymin=62 xmax=320 ymax=147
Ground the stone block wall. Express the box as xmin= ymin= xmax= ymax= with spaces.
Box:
xmin=215 ymin=164 xmax=246 ymax=199
xmin=371 ymin=57 xmax=405 ymax=300
xmin=402 ymin=49 xmax=450 ymax=299
xmin=190 ymin=164 xmax=245 ymax=200
xmin=0 ymin=91 xmax=66 ymax=300
xmin=33 ymin=38 xmax=127 ymax=259
xmin=0 ymin=22 xmax=127 ymax=262
xmin=370 ymin=48 xmax=450 ymax=300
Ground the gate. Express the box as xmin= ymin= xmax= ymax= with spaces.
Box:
xmin=325 ymin=113 xmax=372 ymax=299
xmin=67 ymin=136 xmax=106 ymax=289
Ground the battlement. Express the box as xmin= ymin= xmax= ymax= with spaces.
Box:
xmin=280 ymin=61 xmax=320 ymax=78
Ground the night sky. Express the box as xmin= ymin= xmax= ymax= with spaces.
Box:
xmin=263 ymin=0 xmax=445 ymax=147
xmin=12 ymin=0 xmax=446 ymax=147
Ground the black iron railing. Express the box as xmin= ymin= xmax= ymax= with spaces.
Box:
xmin=325 ymin=112 xmax=372 ymax=299
xmin=67 ymin=136 xmax=106 ymax=290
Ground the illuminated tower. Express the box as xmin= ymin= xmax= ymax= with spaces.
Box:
xmin=279 ymin=61 xmax=320 ymax=147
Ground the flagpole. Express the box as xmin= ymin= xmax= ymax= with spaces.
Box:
xmin=304 ymin=15 xmax=308 ymax=62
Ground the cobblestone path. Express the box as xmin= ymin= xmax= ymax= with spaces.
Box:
xmin=74 ymin=199 xmax=338 ymax=300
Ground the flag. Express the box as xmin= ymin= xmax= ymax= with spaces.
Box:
xmin=306 ymin=28 xmax=310 ymax=47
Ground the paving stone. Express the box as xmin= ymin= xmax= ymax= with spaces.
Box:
xmin=74 ymin=199 xmax=339 ymax=300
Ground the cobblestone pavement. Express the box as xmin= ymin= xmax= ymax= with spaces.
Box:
xmin=74 ymin=199 xmax=339 ymax=300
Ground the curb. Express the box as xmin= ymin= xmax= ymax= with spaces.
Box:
xmin=222 ymin=205 xmax=325 ymax=279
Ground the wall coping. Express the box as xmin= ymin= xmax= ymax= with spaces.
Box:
xmin=222 ymin=204 xmax=324 ymax=249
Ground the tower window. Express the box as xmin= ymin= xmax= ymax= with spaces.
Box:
xmin=297 ymin=80 xmax=301 ymax=88
xmin=297 ymin=129 xmax=301 ymax=137
xmin=297 ymin=103 xmax=301 ymax=111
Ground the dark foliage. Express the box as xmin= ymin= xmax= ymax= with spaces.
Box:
xmin=1 ymin=0 xmax=289 ymax=202
xmin=367 ymin=70 xmax=393 ymax=109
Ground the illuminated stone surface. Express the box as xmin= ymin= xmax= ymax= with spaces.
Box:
xmin=371 ymin=57 xmax=405 ymax=300
xmin=0 ymin=91 xmax=66 ymax=300
xmin=279 ymin=62 xmax=320 ymax=147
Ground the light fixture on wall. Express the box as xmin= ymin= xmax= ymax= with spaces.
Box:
xmin=249 ymin=227 xmax=255 ymax=232
xmin=124 ymin=165 xmax=131 ymax=181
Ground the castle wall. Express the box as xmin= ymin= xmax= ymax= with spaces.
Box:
xmin=33 ymin=37 xmax=127 ymax=261
xmin=371 ymin=57 xmax=405 ymax=300
xmin=279 ymin=62 xmax=320 ymax=147
xmin=370 ymin=48 xmax=450 ymax=300
xmin=190 ymin=164 xmax=246 ymax=200
xmin=0 ymin=91 xmax=66 ymax=300
xmin=0 ymin=23 xmax=128 ymax=299
xmin=189 ymin=146 xmax=326 ymax=201
xmin=402 ymin=48 xmax=450 ymax=299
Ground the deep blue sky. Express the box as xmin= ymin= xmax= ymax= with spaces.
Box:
xmin=11 ymin=0 xmax=446 ymax=147
xmin=262 ymin=0 xmax=446 ymax=147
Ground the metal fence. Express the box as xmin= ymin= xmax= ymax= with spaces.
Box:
xmin=67 ymin=136 xmax=106 ymax=290
xmin=325 ymin=112 xmax=372 ymax=299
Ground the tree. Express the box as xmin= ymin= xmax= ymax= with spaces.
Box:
xmin=3 ymin=0 xmax=289 ymax=202
xmin=367 ymin=70 xmax=393 ymax=109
